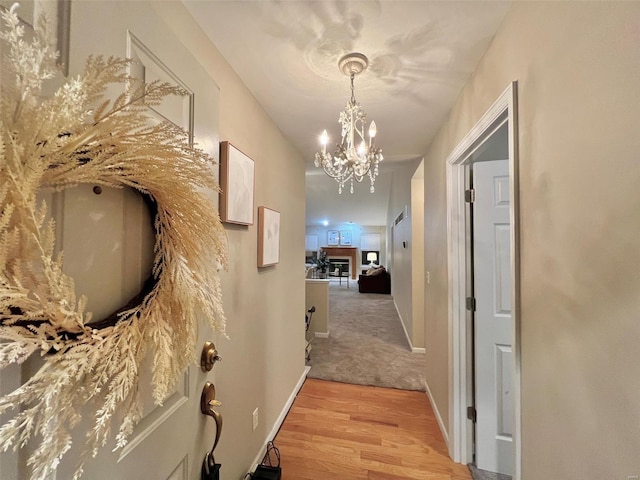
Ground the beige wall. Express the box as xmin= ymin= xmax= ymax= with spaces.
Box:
xmin=387 ymin=160 xmax=422 ymax=348
xmin=305 ymin=280 xmax=329 ymax=335
xmin=65 ymin=2 xmax=306 ymax=479
xmin=423 ymin=3 xmax=640 ymax=477
xmin=155 ymin=5 xmax=307 ymax=478
xmin=411 ymin=162 xmax=425 ymax=350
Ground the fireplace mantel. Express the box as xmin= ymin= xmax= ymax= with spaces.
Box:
xmin=321 ymin=247 xmax=358 ymax=279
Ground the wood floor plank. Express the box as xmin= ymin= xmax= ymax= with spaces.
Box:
xmin=360 ymin=449 xmax=403 ymax=466
xmin=275 ymin=379 xmax=471 ymax=480
xmin=367 ymin=470 xmax=451 ymax=480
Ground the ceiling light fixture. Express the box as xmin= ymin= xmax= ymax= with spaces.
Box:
xmin=314 ymin=52 xmax=383 ymax=194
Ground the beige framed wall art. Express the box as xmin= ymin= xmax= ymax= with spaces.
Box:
xmin=219 ymin=141 xmax=255 ymax=225
xmin=258 ymin=206 xmax=280 ymax=267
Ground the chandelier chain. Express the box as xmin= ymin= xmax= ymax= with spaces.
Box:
xmin=350 ymin=73 xmax=356 ymax=105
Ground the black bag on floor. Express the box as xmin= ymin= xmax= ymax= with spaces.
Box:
xmin=252 ymin=465 xmax=281 ymax=480
xmin=253 ymin=441 xmax=281 ymax=480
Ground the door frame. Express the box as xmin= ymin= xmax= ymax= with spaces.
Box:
xmin=445 ymin=82 xmax=521 ymax=477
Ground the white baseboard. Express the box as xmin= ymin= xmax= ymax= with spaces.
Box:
xmin=393 ymin=300 xmax=425 ymax=354
xmin=249 ymin=365 xmax=310 ymax=473
xmin=425 ymin=379 xmax=449 ymax=447
xmin=314 ymin=331 xmax=329 ymax=338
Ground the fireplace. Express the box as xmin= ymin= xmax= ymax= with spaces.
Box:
xmin=329 ymin=259 xmax=349 ymax=275
xmin=321 ymin=247 xmax=357 ymax=279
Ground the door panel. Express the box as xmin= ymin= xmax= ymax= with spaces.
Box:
xmin=494 ymin=223 xmax=512 ymax=315
xmin=117 ymin=366 xmax=189 ymax=461
xmin=496 ymin=344 xmax=513 ymax=437
xmin=169 ymin=458 xmax=189 ymax=480
xmin=473 ymin=159 xmax=513 ymax=475
xmin=1 ymin=1 xmax=221 ymax=479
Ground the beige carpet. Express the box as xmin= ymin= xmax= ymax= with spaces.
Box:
xmin=307 ymin=281 xmax=426 ymax=391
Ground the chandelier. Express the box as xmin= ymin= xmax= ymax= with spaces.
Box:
xmin=314 ymin=52 xmax=383 ymax=194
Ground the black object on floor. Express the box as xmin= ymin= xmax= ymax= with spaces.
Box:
xmin=252 ymin=465 xmax=281 ymax=480
xmin=253 ymin=441 xmax=281 ymax=480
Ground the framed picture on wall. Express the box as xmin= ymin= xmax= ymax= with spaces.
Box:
xmin=219 ymin=141 xmax=255 ymax=225
xmin=339 ymin=230 xmax=352 ymax=246
xmin=258 ymin=206 xmax=280 ymax=267
xmin=327 ymin=230 xmax=339 ymax=246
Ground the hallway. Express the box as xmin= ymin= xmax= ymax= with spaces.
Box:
xmin=275 ymin=378 xmax=471 ymax=479
xmin=307 ymin=282 xmax=425 ymax=391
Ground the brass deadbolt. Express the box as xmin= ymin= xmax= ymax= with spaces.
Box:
xmin=201 ymin=341 xmax=222 ymax=372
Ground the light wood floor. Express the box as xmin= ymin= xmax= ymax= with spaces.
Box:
xmin=275 ymin=379 xmax=472 ymax=480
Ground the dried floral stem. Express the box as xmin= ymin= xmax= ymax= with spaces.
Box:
xmin=0 ymin=5 xmax=227 ymax=478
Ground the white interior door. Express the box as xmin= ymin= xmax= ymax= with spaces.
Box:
xmin=473 ymin=159 xmax=513 ymax=475
xmin=0 ymin=2 xmax=222 ymax=479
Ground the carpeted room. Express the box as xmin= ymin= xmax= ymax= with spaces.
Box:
xmin=306 ymin=281 xmax=425 ymax=391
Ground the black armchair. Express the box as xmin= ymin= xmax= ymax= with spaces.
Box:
xmin=358 ymin=271 xmax=391 ymax=294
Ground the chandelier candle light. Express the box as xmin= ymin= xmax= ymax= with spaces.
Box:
xmin=314 ymin=52 xmax=383 ymax=194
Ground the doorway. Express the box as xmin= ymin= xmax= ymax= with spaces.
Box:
xmin=470 ymin=147 xmax=512 ymax=475
xmin=446 ymin=83 xmax=521 ymax=478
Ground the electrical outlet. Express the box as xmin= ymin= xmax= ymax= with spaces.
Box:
xmin=426 ymin=271 xmax=431 ymax=284
xmin=252 ymin=408 xmax=259 ymax=431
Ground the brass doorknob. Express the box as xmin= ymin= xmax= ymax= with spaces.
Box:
xmin=201 ymin=341 xmax=222 ymax=372
xmin=201 ymin=382 xmax=223 ymax=455
xmin=201 ymin=382 xmax=222 ymax=413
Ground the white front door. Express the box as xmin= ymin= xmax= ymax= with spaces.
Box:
xmin=1 ymin=182 xmax=215 ymax=480
xmin=0 ymin=2 xmax=222 ymax=479
xmin=51 ymin=185 xmax=217 ymax=480
xmin=473 ymin=159 xmax=513 ymax=475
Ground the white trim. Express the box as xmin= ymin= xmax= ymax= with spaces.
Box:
xmin=510 ymin=83 xmax=522 ymax=480
xmin=425 ymin=379 xmax=449 ymax=447
xmin=393 ymin=300 xmax=424 ymax=354
xmin=249 ymin=366 xmax=310 ymax=473
xmin=393 ymin=299 xmax=410 ymax=347
xmin=446 ymin=156 xmax=468 ymax=464
xmin=314 ymin=331 xmax=329 ymax=339
xmin=446 ymin=82 xmax=521 ymax=478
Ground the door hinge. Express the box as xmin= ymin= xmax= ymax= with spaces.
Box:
xmin=466 ymin=296 xmax=476 ymax=311
xmin=464 ymin=188 xmax=475 ymax=203
xmin=467 ymin=406 xmax=477 ymax=422
xmin=467 ymin=406 xmax=477 ymax=423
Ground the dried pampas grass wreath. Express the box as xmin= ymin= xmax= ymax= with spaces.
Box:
xmin=0 ymin=4 xmax=227 ymax=478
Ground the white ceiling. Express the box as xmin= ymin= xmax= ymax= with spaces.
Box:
xmin=182 ymin=1 xmax=511 ymax=226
